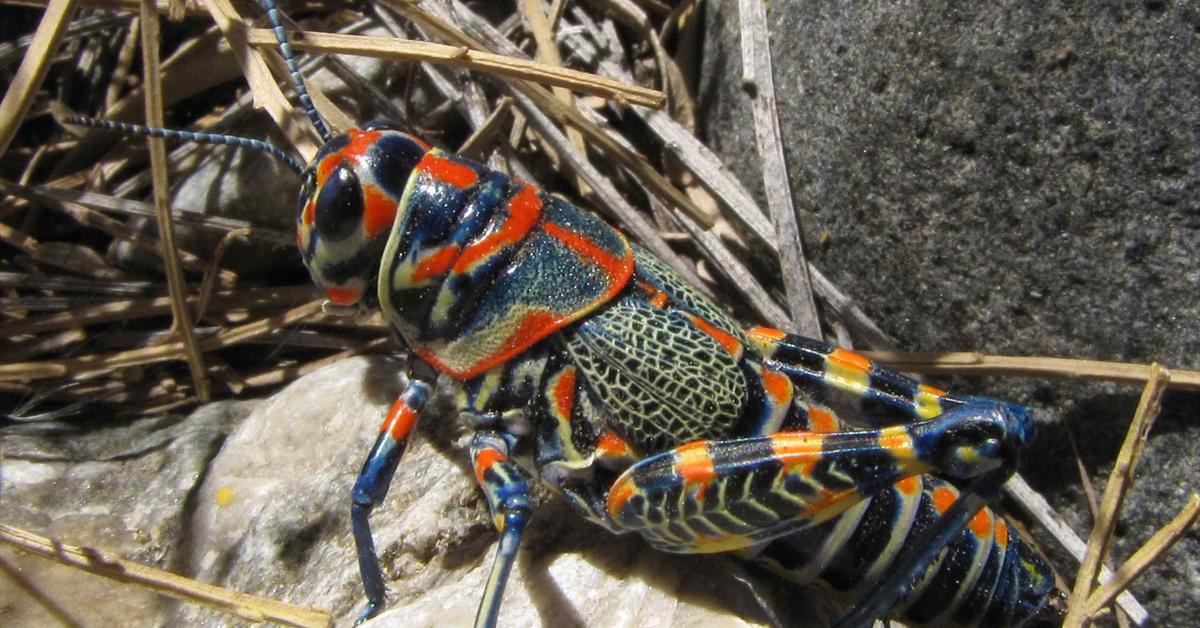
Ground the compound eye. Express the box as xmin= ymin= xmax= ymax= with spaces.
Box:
xmin=314 ymin=163 xmax=363 ymax=242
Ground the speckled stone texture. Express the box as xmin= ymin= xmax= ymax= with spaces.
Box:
xmin=0 ymin=400 xmax=255 ymax=625
xmin=3 ymin=358 xmax=817 ymax=626
xmin=174 ymin=357 xmax=802 ymax=627
xmin=701 ymin=1 xmax=1198 ymax=624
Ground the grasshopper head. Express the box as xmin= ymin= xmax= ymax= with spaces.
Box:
xmin=296 ymin=121 xmax=430 ymax=307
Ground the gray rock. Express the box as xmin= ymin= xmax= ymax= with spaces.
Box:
xmin=172 ymin=356 xmax=802 ymax=627
xmin=0 ymin=400 xmax=255 ymax=626
xmin=701 ymin=1 xmax=1199 ymax=624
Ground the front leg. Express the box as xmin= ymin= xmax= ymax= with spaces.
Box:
xmin=350 ymin=367 xmax=435 ymax=623
xmin=469 ymin=430 xmax=532 ymax=628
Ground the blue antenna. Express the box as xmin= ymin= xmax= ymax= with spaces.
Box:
xmin=65 ymin=115 xmax=305 ymax=174
xmin=260 ymin=0 xmax=332 ymax=143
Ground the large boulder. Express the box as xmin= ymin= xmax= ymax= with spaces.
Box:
xmin=170 ymin=356 xmax=804 ymax=626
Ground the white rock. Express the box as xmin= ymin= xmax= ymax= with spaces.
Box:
xmin=176 ymin=356 xmax=810 ymax=626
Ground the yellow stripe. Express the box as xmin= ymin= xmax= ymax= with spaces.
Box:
xmin=915 ymin=385 xmax=944 ymax=419
xmin=825 ymin=352 xmax=870 ymax=396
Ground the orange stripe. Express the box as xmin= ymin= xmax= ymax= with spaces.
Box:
xmin=760 ymin=367 xmax=793 ymax=406
xmin=969 ymin=508 xmax=994 ymax=538
xmin=801 ymin=488 xmax=856 ymax=518
xmin=361 ymin=186 xmax=397 ymax=239
xmin=302 ymin=200 xmax=315 ymax=227
xmin=829 ymin=348 xmax=871 ymax=372
xmin=502 ymin=311 xmax=556 ymax=358
xmin=771 ymin=432 xmax=826 ymax=477
xmin=325 ymin=285 xmax=362 ymax=305
xmin=808 ymin=406 xmax=839 ymax=433
xmin=895 ymin=475 xmax=921 ymax=496
xmin=317 ymin=154 xmax=339 ymax=183
xmin=877 ymin=426 xmax=912 ymax=452
xmin=453 ymin=185 xmax=542 ymax=273
xmin=382 ymin=398 xmax=419 ymax=441
xmin=932 ymin=485 xmax=958 ymax=515
xmin=441 ymin=310 xmax=560 ymax=380
xmin=995 ymin=520 xmax=1009 ymax=547
xmin=771 ymin=432 xmax=826 ymax=457
xmin=542 ymin=221 xmax=632 ymax=284
xmin=607 ymin=482 xmax=637 ymax=519
xmin=422 ymin=154 xmax=478 ymax=189
xmin=675 ymin=442 xmax=717 ymax=484
xmin=412 ymin=244 xmax=460 ymax=283
xmin=317 ymin=130 xmax=383 ymax=184
xmin=597 ymin=430 xmax=633 ymax=457
xmin=635 ymin=281 xmax=669 ymax=308
xmin=474 ymin=448 xmax=506 ymax=484
xmin=688 ymin=314 xmax=743 ymax=356
xmin=551 ymin=368 xmax=576 ymax=421
xmin=919 ymin=383 xmax=947 ymax=397
xmin=748 ymin=326 xmax=787 ymax=341
xmin=344 ymin=130 xmax=382 ymax=161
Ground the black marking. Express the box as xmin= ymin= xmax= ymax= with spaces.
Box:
xmin=771 ymin=333 xmax=834 ymax=373
xmin=903 ymin=523 xmax=980 ymax=624
xmin=315 ymin=164 xmax=364 ymax=241
xmin=371 ymin=133 xmax=430 ymax=198
xmin=953 ymin=533 xmax=1005 ymax=625
xmin=820 ymin=488 xmax=901 ymax=591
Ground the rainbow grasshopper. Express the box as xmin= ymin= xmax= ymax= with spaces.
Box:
xmin=68 ymin=1 xmax=1065 ymax=625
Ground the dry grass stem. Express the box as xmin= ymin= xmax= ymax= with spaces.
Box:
xmin=456 ymin=96 xmax=513 ymax=159
xmin=0 ymin=0 xmax=79 ymax=155
xmin=0 ymin=300 xmax=323 ymax=381
xmin=2 ymin=285 xmax=317 ymax=336
xmin=1064 ymin=365 xmax=1170 ymax=627
xmin=1004 ymin=475 xmax=1149 ymax=623
xmin=244 ymin=28 xmax=666 ymax=110
xmin=195 ymin=227 xmax=251 ymax=320
xmin=139 ymin=0 xmax=210 ymax=401
xmin=10 ymin=182 xmax=294 ymax=245
xmin=0 ymin=180 xmax=219 ymax=275
xmin=564 ymin=23 xmax=894 ymax=348
xmin=0 ymin=523 xmax=331 ymax=628
xmin=0 ymin=553 xmax=84 ymax=627
xmin=6 ymin=0 xmax=204 ymax=13
xmin=737 ymin=0 xmax=821 ymax=337
xmin=386 ymin=0 xmax=715 ymax=228
xmin=866 ymin=351 xmax=1199 ymax=391
xmin=200 ymin=0 xmax=318 ymax=159
xmin=1084 ymin=494 xmax=1200 ymax=620
xmin=518 ymin=0 xmax=591 ymax=196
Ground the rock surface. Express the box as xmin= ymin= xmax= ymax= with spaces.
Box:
xmin=0 ymin=400 xmax=255 ymax=626
xmin=3 ymin=357 xmax=829 ymax=626
xmin=700 ymin=2 xmax=1199 ymax=624
xmin=172 ymin=357 xmax=798 ymax=627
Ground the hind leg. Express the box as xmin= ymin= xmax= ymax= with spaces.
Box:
xmin=603 ymin=398 xmax=1034 ymax=553
xmin=747 ymin=326 xmax=969 ymax=428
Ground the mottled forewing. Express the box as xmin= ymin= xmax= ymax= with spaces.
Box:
xmin=566 ymin=301 xmax=748 ymax=452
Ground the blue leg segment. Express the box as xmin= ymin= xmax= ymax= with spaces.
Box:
xmin=351 ymin=377 xmax=433 ymax=624
xmin=469 ymin=430 xmax=532 ymax=628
